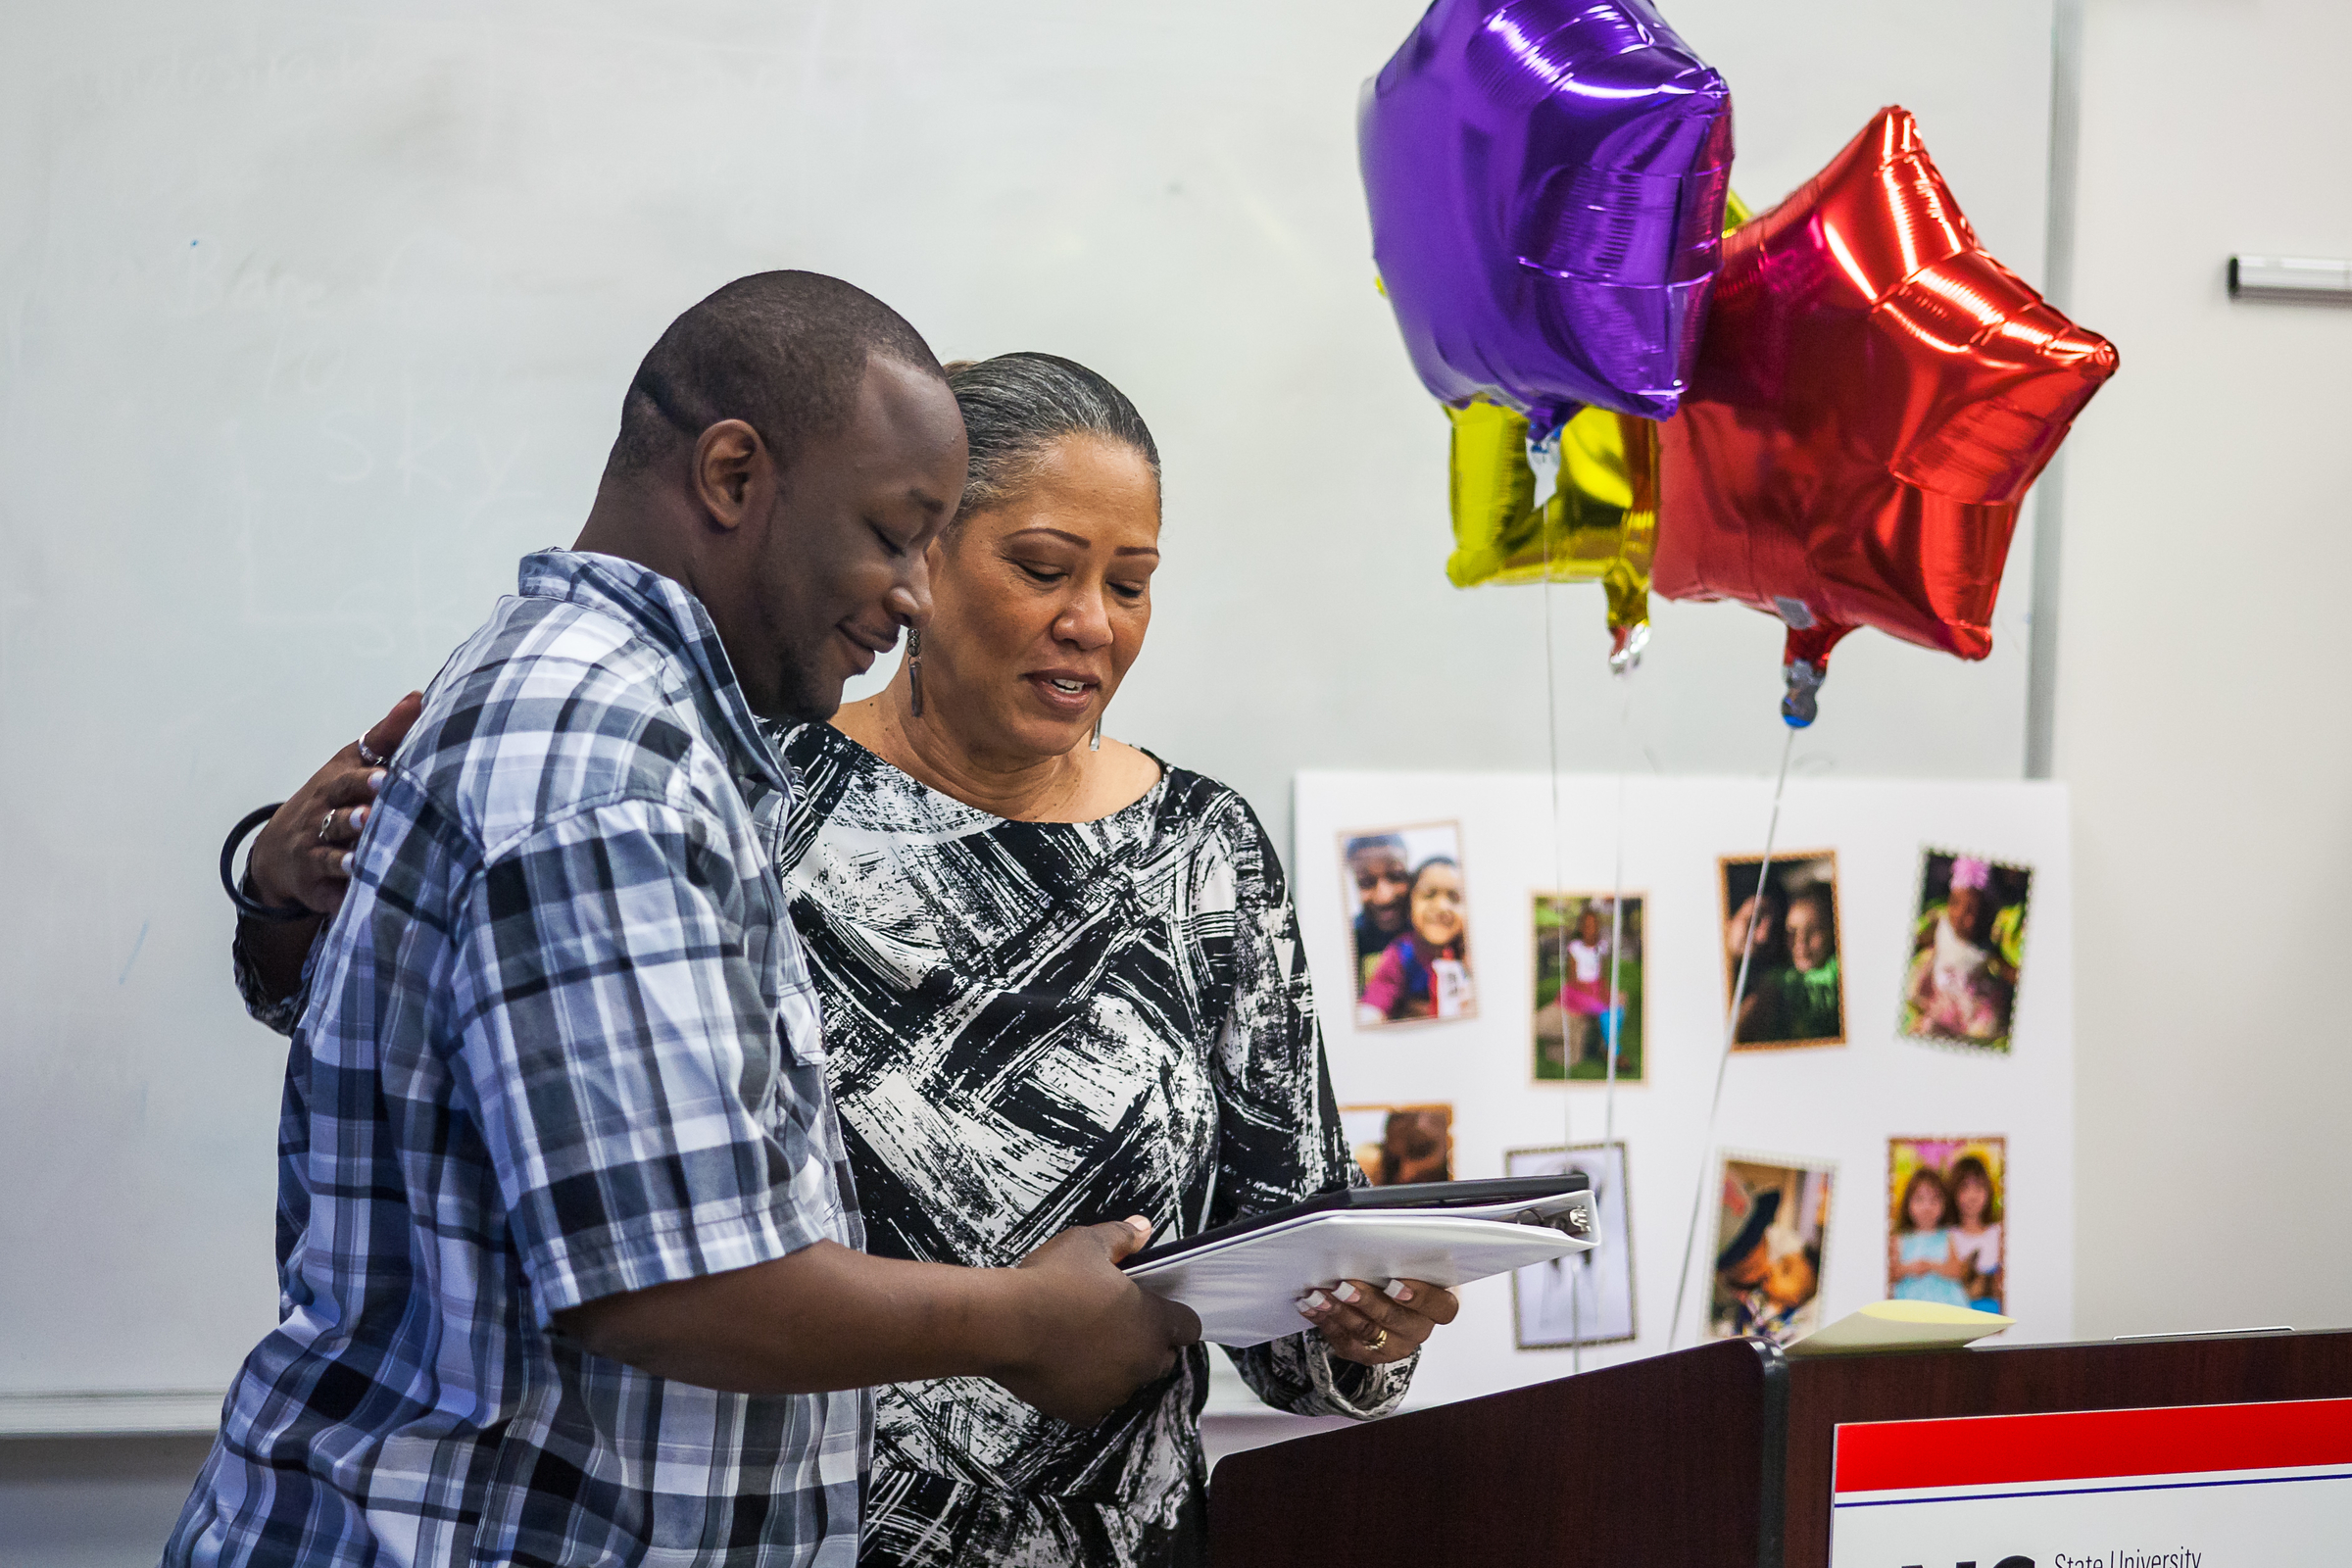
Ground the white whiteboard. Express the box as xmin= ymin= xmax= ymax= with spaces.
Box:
xmin=0 ymin=0 xmax=2055 ymax=1416
xmin=1277 ymin=770 xmax=2074 ymax=1411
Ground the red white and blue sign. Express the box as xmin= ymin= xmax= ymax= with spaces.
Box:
xmin=1829 ymin=1396 xmax=2352 ymax=1568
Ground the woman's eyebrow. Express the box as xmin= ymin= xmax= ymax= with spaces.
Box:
xmin=1003 ymin=526 xmax=1089 ymax=547
xmin=1003 ymin=525 xmax=1160 ymax=560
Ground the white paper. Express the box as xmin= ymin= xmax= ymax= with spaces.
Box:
xmin=1786 ymin=1298 xmax=2014 ymax=1357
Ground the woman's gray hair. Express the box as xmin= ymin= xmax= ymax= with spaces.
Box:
xmin=944 ymin=352 xmax=1161 ymax=518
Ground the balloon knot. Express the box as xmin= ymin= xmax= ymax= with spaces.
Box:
xmin=1609 ymin=622 xmax=1650 ymax=675
xmin=1781 ymin=660 xmax=1824 ymax=727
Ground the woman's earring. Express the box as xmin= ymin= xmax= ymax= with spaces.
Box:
xmin=1090 ymin=712 xmax=1102 ymax=752
xmin=906 ymin=628 xmax=924 ymax=718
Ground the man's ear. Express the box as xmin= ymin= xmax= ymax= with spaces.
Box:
xmin=690 ymin=419 xmax=768 ymax=531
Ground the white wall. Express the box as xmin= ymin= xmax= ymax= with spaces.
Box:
xmin=0 ymin=1437 xmax=212 ymax=1567
xmin=2056 ymin=0 xmax=2352 ymax=1335
xmin=5 ymin=0 xmax=2346 ymax=1558
xmin=0 ymin=0 xmax=2057 ymax=1420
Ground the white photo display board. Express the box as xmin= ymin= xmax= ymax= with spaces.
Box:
xmin=1286 ymin=770 xmax=2075 ymax=1413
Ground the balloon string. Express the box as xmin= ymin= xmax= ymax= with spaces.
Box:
xmin=1602 ymin=670 xmax=1634 ymax=1154
xmin=1533 ymin=439 xmax=1581 ymax=1375
xmin=1575 ymin=666 xmax=1637 ymax=1376
xmin=1667 ymin=721 xmax=1797 ymax=1348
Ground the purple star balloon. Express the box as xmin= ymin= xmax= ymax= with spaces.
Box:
xmin=1360 ymin=0 xmax=1734 ymax=436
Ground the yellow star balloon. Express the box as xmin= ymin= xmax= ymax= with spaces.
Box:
xmin=1439 ymin=192 xmax=1751 ymax=670
xmin=1445 ymin=401 xmax=1659 ymax=668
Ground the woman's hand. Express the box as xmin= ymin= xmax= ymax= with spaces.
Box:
xmin=1298 ymin=1277 xmax=1458 ymax=1367
xmin=248 ymin=694 xmax=423 ymax=915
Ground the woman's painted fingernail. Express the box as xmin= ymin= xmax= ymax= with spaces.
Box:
xmin=1384 ymin=1280 xmax=1413 ymax=1302
xmin=368 ymin=770 xmax=386 ymax=793
xmin=340 ymin=853 xmax=355 ymax=874
xmin=1303 ymin=1291 xmax=1332 ymax=1313
xmin=351 ymin=806 xmax=368 ymax=829
xmin=1332 ymin=1282 xmax=1361 ymax=1304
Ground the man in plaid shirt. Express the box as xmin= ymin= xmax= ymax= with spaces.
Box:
xmin=170 ymin=273 xmax=1197 ymax=1567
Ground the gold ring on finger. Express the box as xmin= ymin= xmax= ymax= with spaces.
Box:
xmin=1365 ymin=1327 xmax=1389 ymax=1352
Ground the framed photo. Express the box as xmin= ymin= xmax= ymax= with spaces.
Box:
xmin=1717 ymin=851 xmax=1845 ymax=1049
xmin=1899 ymin=850 xmax=2032 ymax=1054
xmin=1532 ymin=893 xmax=1645 ymax=1084
xmin=1506 ymin=1142 xmax=1636 ymax=1348
xmin=1340 ymin=1103 xmax=1453 ymax=1187
xmin=1886 ymin=1136 xmax=2007 ymax=1315
xmin=1339 ymin=821 xmax=1476 ymax=1029
xmin=1707 ymin=1152 xmax=1835 ymax=1346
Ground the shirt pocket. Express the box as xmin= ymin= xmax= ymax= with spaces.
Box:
xmin=749 ymin=877 xmax=827 ymax=1069
xmin=776 ymin=985 xmax=828 ymax=1068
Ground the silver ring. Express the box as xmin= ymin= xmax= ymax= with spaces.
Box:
xmin=356 ymin=738 xmax=387 ymax=767
xmin=318 ymin=808 xmax=337 ymax=843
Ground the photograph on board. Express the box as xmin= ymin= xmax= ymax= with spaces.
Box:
xmin=1507 ymin=1142 xmax=1635 ymax=1348
xmin=1718 ymin=851 xmax=1844 ymax=1049
xmin=1533 ymin=893 xmax=1644 ymax=1083
xmin=1708 ymin=1154 xmax=1835 ymax=1346
xmin=1341 ymin=1103 xmax=1453 ymax=1187
xmin=1887 ymin=1136 xmax=2007 ymax=1314
xmin=1900 ymin=852 xmax=2032 ymax=1054
xmin=1340 ymin=821 xmax=1475 ymax=1028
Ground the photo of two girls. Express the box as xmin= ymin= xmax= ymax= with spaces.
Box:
xmin=1886 ymin=1136 xmax=2008 ymax=1314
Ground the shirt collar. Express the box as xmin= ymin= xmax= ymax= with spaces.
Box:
xmin=516 ymin=549 xmax=792 ymax=798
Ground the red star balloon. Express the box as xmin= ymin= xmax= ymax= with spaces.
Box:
xmin=1652 ymin=107 xmax=2118 ymax=723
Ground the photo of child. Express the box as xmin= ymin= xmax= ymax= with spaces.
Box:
xmin=1340 ymin=1104 xmax=1453 ymax=1187
xmin=1886 ymin=1136 xmax=2006 ymax=1314
xmin=1708 ymin=1155 xmax=1834 ymax=1346
xmin=1900 ymin=852 xmax=2032 ymax=1053
xmin=1718 ymin=852 xmax=1844 ymax=1049
xmin=1532 ymin=894 xmax=1645 ymax=1083
xmin=1341 ymin=822 xmax=1475 ymax=1028
xmin=1507 ymin=1142 xmax=1636 ymax=1348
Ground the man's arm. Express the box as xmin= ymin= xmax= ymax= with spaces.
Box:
xmin=459 ymin=793 xmax=1194 ymax=1428
xmin=558 ymin=1220 xmax=1198 ymax=1426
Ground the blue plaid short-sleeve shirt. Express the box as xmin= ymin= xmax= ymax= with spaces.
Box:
xmin=170 ymin=551 xmax=867 ymax=1568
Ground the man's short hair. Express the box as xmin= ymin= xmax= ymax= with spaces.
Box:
xmin=605 ymin=270 xmax=943 ymax=478
xmin=1347 ymin=833 xmax=1408 ymax=863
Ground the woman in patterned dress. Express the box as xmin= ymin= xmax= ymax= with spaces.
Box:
xmin=785 ymin=352 xmax=1454 ymax=1566
xmin=233 ymin=351 xmax=1453 ymax=1568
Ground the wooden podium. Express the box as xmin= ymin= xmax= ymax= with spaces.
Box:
xmin=1208 ymin=1329 xmax=2352 ymax=1567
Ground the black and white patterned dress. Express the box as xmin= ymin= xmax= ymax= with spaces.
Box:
xmin=774 ymin=724 xmax=1411 ymax=1568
